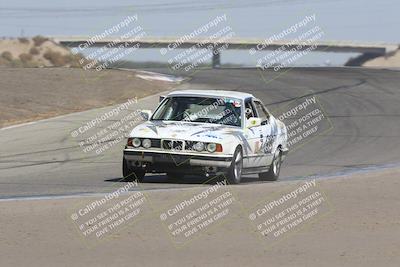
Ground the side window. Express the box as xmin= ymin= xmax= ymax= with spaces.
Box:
xmin=254 ymin=100 xmax=270 ymax=122
xmin=245 ymin=100 xmax=256 ymax=119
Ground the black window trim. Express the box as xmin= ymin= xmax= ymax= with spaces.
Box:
xmin=253 ymin=99 xmax=270 ymax=124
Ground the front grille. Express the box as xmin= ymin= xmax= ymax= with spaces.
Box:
xmin=162 ymin=140 xmax=173 ymax=149
xmin=185 ymin=141 xmax=196 ymax=151
xmin=162 ymin=140 xmax=183 ymax=151
xmin=173 ymin=141 xmax=183 ymax=150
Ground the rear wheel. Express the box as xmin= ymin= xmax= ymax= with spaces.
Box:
xmin=226 ymin=147 xmax=243 ymax=184
xmin=259 ymin=149 xmax=282 ymax=181
xmin=122 ymin=158 xmax=145 ymax=182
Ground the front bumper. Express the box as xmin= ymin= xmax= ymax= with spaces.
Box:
xmin=123 ymin=149 xmax=233 ymax=168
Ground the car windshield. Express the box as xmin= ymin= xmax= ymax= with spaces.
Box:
xmin=151 ymin=96 xmax=242 ymax=127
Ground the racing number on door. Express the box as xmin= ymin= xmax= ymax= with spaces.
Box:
xmin=254 ymin=100 xmax=274 ymax=154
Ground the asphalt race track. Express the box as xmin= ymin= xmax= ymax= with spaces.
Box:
xmin=1 ymin=67 xmax=399 ymax=198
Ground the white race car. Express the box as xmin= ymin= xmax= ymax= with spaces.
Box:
xmin=123 ymin=90 xmax=288 ymax=184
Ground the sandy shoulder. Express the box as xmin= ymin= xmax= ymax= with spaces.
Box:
xmin=1 ymin=168 xmax=399 ymax=267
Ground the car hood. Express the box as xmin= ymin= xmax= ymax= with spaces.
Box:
xmin=130 ymin=121 xmax=241 ymax=141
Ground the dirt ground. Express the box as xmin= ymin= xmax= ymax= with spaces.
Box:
xmin=1 ymin=167 xmax=399 ymax=267
xmin=363 ymin=49 xmax=400 ymax=68
xmin=0 ymin=68 xmax=174 ymax=127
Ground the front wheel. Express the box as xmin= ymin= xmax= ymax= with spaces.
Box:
xmin=226 ymin=147 xmax=243 ymax=184
xmin=122 ymin=158 xmax=145 ymax=182
xmin=259 ymin=150 xmax=282 ymax=181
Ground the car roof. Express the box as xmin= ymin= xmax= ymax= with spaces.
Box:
xmin=167 ymin=90 xmax=254 ymax=100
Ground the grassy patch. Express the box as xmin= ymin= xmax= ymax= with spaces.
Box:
xmin=32 ymin=35 xmax=48 ymax=47
xmin=1 ymin=51 xmax=13 ymax=61
xmin=19 ymin=53 xmax=33 ymax=63
xmin=18 ymin=37 xmax=30 ymax=44
xmin=29 ymin=47 xmax=40 ymax=55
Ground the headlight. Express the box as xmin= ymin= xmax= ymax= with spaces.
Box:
xmin=142 ymin=138 xmax=151 ymax=148
xmin=206 ymin=143 xmax=217 ymax=153
xmin=132 ymin=138 xmax=141 ymax=148
xmin=193 ymin=142 xmax=205 ymax=152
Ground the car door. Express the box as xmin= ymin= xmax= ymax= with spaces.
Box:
xmin=253 ymin=99 xmax=275 ymax=166
xmin=243 ymin=99 xmax=265 ymax=168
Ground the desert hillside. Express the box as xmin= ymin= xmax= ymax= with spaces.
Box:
xmin=0 ymin=36 xmax=87 ymax=68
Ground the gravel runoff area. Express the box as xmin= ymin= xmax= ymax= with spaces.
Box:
xmin=0 ymin=67 xmax=175 ymax=127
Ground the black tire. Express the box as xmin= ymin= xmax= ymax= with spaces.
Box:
xmin=226 ymin=147 xmax=243 ymax=184
xmin=166 ymin=172 xmax=183 ymax=181
xmin=122 ymin=158 xmax=145 ymax=182
xmin=259 ymin=149 xmax=282 ymax=181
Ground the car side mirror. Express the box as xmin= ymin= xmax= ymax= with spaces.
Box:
xmin=246 ymin=117 xmax=262 ymax=128
xmin=140 ymin=110 xmax=152 ymax=121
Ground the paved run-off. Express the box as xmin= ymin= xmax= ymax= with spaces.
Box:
xmin=1 ymin=166 xmax=399 ymax=267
